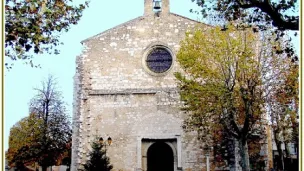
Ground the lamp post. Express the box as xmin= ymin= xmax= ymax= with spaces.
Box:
xmin=99 ymin=137 xmax=112 ymax=146
xmin=204 ymin=146 xmax=212 ymax=171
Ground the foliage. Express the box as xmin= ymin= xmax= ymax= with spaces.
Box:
xmin=175 ymin=24 xmax=295 ymax=170
xmin=272 ymin=61 xmax=298 ymax=141
xmin=5 ymin=0 xmax=89 ymax=69
xmin=212 ymin=128 xmax=233 ymax=169
xmin=212 ymin=124 xmax=266 ymax=170
xmin=248 ymin=136 xmax=266 ymax=170
xmin=59 ymin=141 xmax=72 ymax=170
xmin=192 ymin=0 xmax=298 ymax=31
xmin=82 ymin=141 xmax=113 ymax=171
xmin=7 ymin=114 xmax=44 ymax=167
xmin=6 ymin=75 xmax=72 ymax=171
xmin=268 ymin=54 xmax=299 ymax=170
xmin=191 ymin=0 xmax=299 ymax=64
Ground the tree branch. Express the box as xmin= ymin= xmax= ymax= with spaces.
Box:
xmin=235 ymin=0 xmax=298 ymax=30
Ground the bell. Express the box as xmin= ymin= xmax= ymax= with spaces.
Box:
xmin=154 ymin=1 xmax=161 ymax=10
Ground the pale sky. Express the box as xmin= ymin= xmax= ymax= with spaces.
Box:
xmin=4 ymin=0 xmax=202 ymax=151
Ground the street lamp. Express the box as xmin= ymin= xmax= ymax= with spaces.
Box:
xmin=99 ymin=137 xmax=112 ymax=157
xmin=99 ymin=137 xmax=112 ymax=148
xmin=99 ymin=137 xmax=112 ymax=146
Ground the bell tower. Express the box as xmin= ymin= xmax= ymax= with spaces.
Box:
xmin=144 ymin=0 xmax=170 ymax=16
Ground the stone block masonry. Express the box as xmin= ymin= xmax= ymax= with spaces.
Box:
xmin=72 ymin=0 xmax=212 ymax=171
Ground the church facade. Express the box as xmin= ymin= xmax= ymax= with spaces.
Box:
xmin=71 ymin=0 xmax=208 ymax=170
xmin=70 ymin=0 xmax=276 ymax=171
xmin=72 ymin=0 xmax=222 ymax=171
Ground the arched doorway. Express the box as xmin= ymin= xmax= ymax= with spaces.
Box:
xmin=147 ymin=142 xmax=174 ymax=171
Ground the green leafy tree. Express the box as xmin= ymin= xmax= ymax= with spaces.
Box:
xmin=5 ymin=0 xmax=89 ymax=69
xmin=191 ymin=0 xmax=299 ymax=64
xmin=193 ymin=0 xmax=299 ymax=31
xmin=175 ymin=24 xmax=294 ymax=171
xmin=82 ymin=141 xmax=113 ymax=171
xmin=6 ymin=114 xmax=44 ymax=168
xmin=6 ymin=75 xmax=72 ymax=171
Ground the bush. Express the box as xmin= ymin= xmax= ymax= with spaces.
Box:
xmin=82 ymin=141 xmax=113 ymax=171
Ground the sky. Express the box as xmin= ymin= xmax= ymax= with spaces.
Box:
xmin=4 ymin=0 xmax=202 ymax=151
xmin=3 ymin=0 xmax=300 ymax=152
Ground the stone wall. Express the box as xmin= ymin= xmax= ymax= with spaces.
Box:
xmin=72 ymin=1 xmax=211 ymax=171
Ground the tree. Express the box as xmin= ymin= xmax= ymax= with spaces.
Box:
xmin=191 ymin=0 xmax=299 ymax=63
xmin=6 ymin=114 xmax=44 ymax=168
xmin=193 ymin=0 xmax=299 ymax=31
xmin=60 ymin=140 xmax=72 ymax=171
xmin=6 ymin=75 xmax=72 ymax=171
xmin=175 ymin=24 xmax=294 ymax=171
xmin=82 ymin=140 xmax=113 ymax=171
xmin=209 ymin=125 xmax=266 ymax=170
xmin=5 ymin=0 xmax=89 ymax=69
xmin=30 ymin=75 xmax=72 ymax=171
xmin=268 ymin=59 xmax=299 ymax=170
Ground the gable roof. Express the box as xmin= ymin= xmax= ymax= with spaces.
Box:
xmin=81 ymin=12 xmax=210 ymax=44
xmin=81 ymin=16 xmax=144 ymax=43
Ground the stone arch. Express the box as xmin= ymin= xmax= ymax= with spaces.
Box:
xmin=147 ymin=142 xmax=174 ymax=171
xmin=133 ymin=111 xmax=183 ymax=171
xmin=144 ymin=141 xmax=177 ymax=162
xmin=141 ymin=139 xmax=178 ymax=171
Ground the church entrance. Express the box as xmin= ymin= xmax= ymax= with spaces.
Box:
xmin=147 ymin=142 xmax=174 ymax=171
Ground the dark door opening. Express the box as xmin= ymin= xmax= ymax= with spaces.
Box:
xmin=147 ymin=142 xmax=174 ymax=171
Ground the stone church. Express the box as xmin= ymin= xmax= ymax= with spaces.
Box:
xmin=71 ymin=0 xmax=215 ymax=171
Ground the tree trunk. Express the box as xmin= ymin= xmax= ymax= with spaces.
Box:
xmin=275 ymin=139 xmax=285 ymax=171
xmin=227 ymin=139 xmax=237 ymax=171
xmin=238 ymin=139 xmax=250 ymax=171
xmin=279 ymin=146 xmax=285 ymax=171
xmin=284 ymin=142 xmax=290 ymax=162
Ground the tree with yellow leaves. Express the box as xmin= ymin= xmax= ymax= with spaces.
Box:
xmin=175 ymin=24 xmax=297 ymax=171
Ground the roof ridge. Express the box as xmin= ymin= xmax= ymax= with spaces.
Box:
xmin=81 ymin=13 xmax=211 ymax=43
xmin=81 ymin=16 xmax=144 ymax=43
xmin=169 ymin=12 xmax=212 ymax=27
